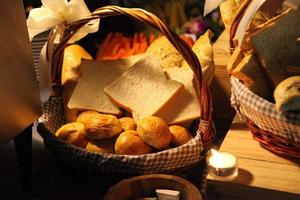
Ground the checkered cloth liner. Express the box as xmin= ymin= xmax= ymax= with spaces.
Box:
xmin=38 ymin=97 xmax=204 ymax=174
xmin=231 ymin=77 xmax=300 ymax=142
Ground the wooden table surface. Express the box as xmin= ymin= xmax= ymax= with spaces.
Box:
xmin=207 ymin=117 xmax=300 ymax=200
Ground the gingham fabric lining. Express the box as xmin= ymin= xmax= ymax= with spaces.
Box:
xmin=38 ymin=96 xmax=204 ymax=174
xmin=231 ymin=77 xmax=300 ymax=142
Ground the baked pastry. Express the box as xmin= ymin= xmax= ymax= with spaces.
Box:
xmin=274 ymin=76 xmax=300 ymax=112
xmin=85 ymin=138 xmax=116 ymax=153
xmin=61 ymin=44 xmax=93 ymax=122
xmin=137 ymin=116 xmax=171 ymax=149
xmin=77 ymin=111 xmax=122 ymax=139
xmin=115 ymin=130 xmax=152 ymax=155
xmin=119 ymin=117 xmax=136 ymax=131
xmin=169 ymin=125 xmax=192 ymax=146
xmin=55 ymin=122 xmax=88 ymax=148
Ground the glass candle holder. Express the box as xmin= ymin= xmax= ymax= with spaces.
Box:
xmin=207 ymin=149 xmax=238 ymax=181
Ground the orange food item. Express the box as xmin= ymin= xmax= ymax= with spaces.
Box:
xmin=179 ymin=35 xmax=194 ymax=47
xmin=96 ymin=32 xmax=158 ymax=61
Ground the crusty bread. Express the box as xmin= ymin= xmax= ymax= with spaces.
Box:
xmin=153 ymin=31 xmax=214 ymax=125
xmin=220 ymin=0 xmax=244 ymax=29
xmin=232 ymin=53 xmax=272 ymax=99
xmin=155 ymin=67 xmax=200 ymax=124
xmin=68 ymin=55 xmax=144 ymax=115
xmin=250 ymin=9 xmax=300 ymax=86
xmin=146 ymin=36 xmax=184 ymax=69
xmin=104 ymin=55 xmax=184 ymax=120
xmin=61 ymin=44 xmax=93 ymax=122
xmin=182 ymin=30 xmax=215 ymax=84
xmin=227 ymin=46 xmax=244 ymax=73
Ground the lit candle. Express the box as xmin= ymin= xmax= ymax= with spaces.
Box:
xmin=207 ymin=149 xmax=238 ymax=181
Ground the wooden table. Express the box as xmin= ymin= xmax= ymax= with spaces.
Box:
xmin=207 ymin=117 xmax=300 ymax=200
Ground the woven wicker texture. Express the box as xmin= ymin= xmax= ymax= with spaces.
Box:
xmin=231 ymin=77 xmax=300 ymax=158
xmin=37 ymin=6 xmax=214 ymax=175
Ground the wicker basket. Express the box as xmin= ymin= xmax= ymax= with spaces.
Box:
xmin=37 ymin=5 xmax=213 ymax=187
xmin=231 ymin=77 xmax=300 ymax=158
xmin=225 ymin=1 xmax=300 ymax=158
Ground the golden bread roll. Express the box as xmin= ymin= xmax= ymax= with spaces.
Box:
xmin=274 ymin=76 xmax=300 ymax=112
xmin=61 ymin=44 xmax=93 ymax=122
xmin=55 ymin=122 xmax=88 ymax=148
xmin=77 ymin=111 xmax=122 ymax=139
xmin=115 ymin=130 xmax=152 ymax=155
xmin=119 ymin=117 xmax=136 ymax=131
xmin=169 ymin=125 xmax=193 ymax=146
xmin=85 ymin=138 xmax=115 ymax=154
xmin=137 ymin=116 xmax=171 ymax=149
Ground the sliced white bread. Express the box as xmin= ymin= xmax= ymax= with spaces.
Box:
xmin=156 ymin=67 xmax=200 ymax=124
xmin=67 ymin=56 xmax=142 ymax=115
xmin=104 ymin=55 xmax=184 ymax=120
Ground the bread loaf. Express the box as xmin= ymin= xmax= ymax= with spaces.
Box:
xmin=155 ymin=67 xmax=200 ymax=124
xmin=231 ymin=53 xmax=272 ymax=99
xmin=104 ymin=55 xmax=184 ymax=120
xmin=146 ymin=36 xmax=184 ymax=69
xmin=219 ymin=0 xmax=245 ymax=29
xmin=155 ymin=30 xmax=214 ymax=124
xmin=250 ymin=9 xmax=300 ymax=86
xmin=61 ymin=44 xmax=93 ymax=122
xmin=68 ymin=57 xmax=137 ymax=115
xmin=182 ymin=30 xmax=215 ymax=84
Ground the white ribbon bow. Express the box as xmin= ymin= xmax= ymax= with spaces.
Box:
xmin=27 ymin=0 xmax=99 ymax=43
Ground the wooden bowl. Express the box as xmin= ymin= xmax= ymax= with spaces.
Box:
xmin=103 ymin=174 xmax=202 ymax=200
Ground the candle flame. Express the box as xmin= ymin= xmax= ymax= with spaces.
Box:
xmin=211 ymin=148 xmax=219 ymax=156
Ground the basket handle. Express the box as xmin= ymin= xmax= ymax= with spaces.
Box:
xmin=50 ymin=6 xmax=213 ymax=148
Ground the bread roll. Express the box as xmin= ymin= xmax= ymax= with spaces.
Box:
xmin=119 ymin=117 xmax=136 ymax=131
xmin=137 ymin=116 xmax=171 ymax=149
xmin=61 ymin=44 xmax=93 ymax=122
xmin=55 ymin=122 xmax=88 ymax=148
xmin=115 ymin=130 xmax=152 ymax=155
xmin=169 ymin=125 xmax=192 ymax=146
xmin=85 ymin=138 xmax=115 ymax=153
xmin=274 ymin=76 xmax=300 ymax=112
xmin=77 ymin=111 xmax=122 ymax=139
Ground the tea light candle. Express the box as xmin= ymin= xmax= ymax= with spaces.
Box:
xmin=207 ymin=149 xmax=238 ymax=181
